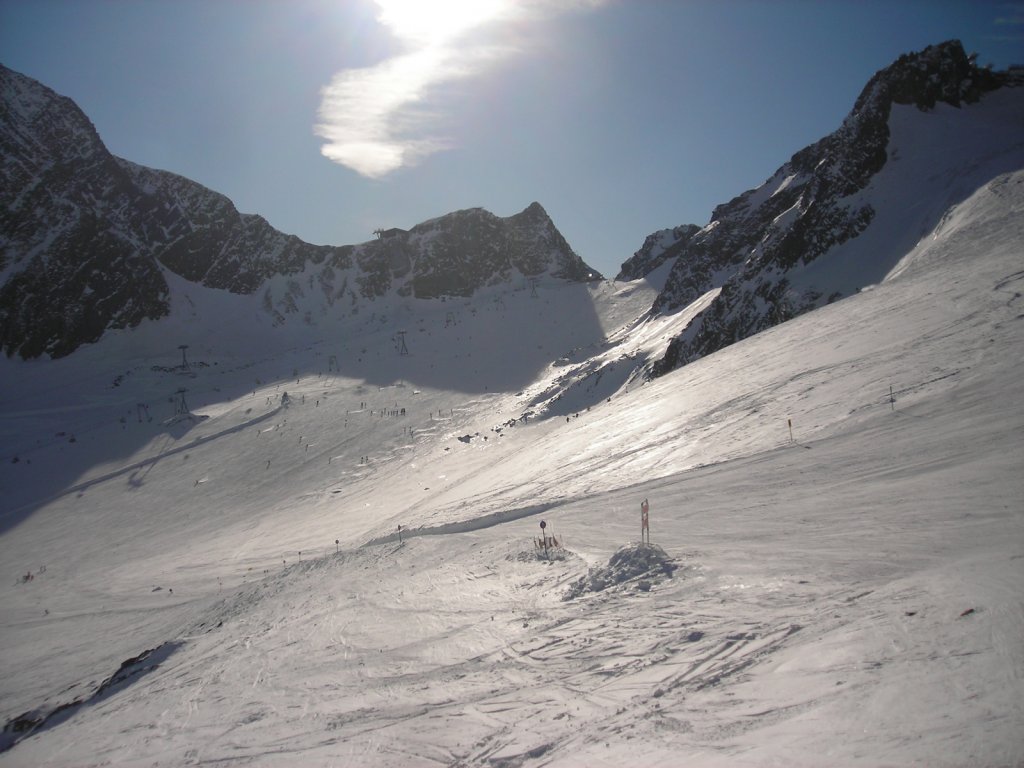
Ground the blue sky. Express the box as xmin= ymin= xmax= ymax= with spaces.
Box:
xmin=2 ymin=0 xmax=1021 ymax=278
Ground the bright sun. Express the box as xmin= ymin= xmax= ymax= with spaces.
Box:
xmin=375 ymin=0 xmax=509 ymax=45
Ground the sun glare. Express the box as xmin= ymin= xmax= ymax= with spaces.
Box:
xmin=375 ymin=0 xmax=509 ymax=44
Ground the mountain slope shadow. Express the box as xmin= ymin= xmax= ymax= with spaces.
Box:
xmin=0 ymin=280 xmax=608 ymax=534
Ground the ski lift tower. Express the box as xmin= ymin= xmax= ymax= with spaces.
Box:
xmin=395 ymin=330 xmax=409 ymax=356
xmin=173 ymin=388 xmax=190 ymax=417
xmin=529 ymin=277 xmax=540 ymax=298
xmin=178 ymin=344 xmax=191 ymax=371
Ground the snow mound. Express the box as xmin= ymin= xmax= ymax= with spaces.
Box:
xmin=563 ymin=542 xmax=676 ymax=600
xmin=510 ymin=546 xmax=573 ymax=563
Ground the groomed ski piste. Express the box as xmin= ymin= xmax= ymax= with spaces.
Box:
xmin=2 ymin=163 xmax=1023 ymax=764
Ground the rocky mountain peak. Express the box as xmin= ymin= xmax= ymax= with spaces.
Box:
xmin=0 ymin=65 xmax=597 ymax=359
xmin=363 ymin=202 xmax=597 ymax=301
xmin=516 ymin=201 xmax=549 ymax=220
xmin=616 ymin=225 xmax=700 ymax=282
xmin=627 ymin=41 xmax=1020 ymax=378
xmin=863 ymin=39 xmax=1003 ymax=112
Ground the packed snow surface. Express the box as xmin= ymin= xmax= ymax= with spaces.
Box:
xmin=1 ymin=172 xmax=1023 ymax=766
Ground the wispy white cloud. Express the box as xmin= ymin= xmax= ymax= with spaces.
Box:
xmin=315 ymin=0 xmax=605 ymax=178
xmin=316 ymin=46 xmax=457 ymax=178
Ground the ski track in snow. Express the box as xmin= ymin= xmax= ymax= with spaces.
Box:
xmin=1 ymin=170 xmax=1023 ymax=765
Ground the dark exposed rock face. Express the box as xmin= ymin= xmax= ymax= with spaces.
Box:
xmin=0 ymin=66 xmax=171 ymax=358
xmin=0 ymin=64 xmax=351 ymax=358
xmin=0 ymin=65 xmax=597 ymax=359
xmin=402 ymin=202 xmax=596 ymax=299
xmin=632 ymin=41 xmax=1012 ymax=378
xmin=116 ymin=160 xmax=347 ymax=294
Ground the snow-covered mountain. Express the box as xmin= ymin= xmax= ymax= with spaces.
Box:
xmin=617 ymin=41 xmax=1023 ymax=376
xmin=1 ymin=40 xmax=1023 ymax=766
xmin=616 ymin=224 xmax=700 ymax=283
xmin=1 ymin=160 xmax=1021 ymax=765
xmin=0 ymin=63 xmax=597 ymax=360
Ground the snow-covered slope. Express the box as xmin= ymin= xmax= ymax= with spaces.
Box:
xmin=1 ymin=164 xmax=1021 ymax=766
